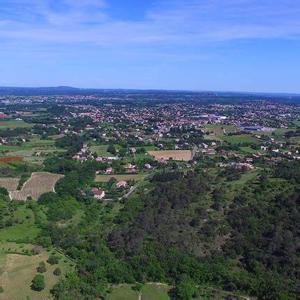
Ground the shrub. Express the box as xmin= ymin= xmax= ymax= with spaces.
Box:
xmin=53 ymin=267 xmax=62 ymax=276
xmin=47 ymin=254 xmax=60 ymax=265
xmin=31 ymin=274 xmax=45 ymax=291
xmin=37 ymin=261 xmax=47 ymax=273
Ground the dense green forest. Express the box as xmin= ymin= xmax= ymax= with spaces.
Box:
xmin=9 ymin=158 xmax=293 ymax=300
xmin=1 ymin=159 xmax=299 ymax=299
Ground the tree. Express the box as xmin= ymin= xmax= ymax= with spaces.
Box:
xmin=31 ymin=274 xmax=45 ymax=291
xmin=107 ymin=144 xmax=117 ymax=155
xmin=37 ymin=261 xmax=47 ymax=273
xmin=175 ymin=276 xmax=196 ymax=300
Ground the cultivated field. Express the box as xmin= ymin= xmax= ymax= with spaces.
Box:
xmin=0 ymin=137 xmax=65 ymax=164
xmin=0 ymin=119 xmax=33 ymax=130
xmin=0 ymin=177 xmax=19 ymax=191
xmin=148 ymin=150 xmax=193 ymax=161
xmin=0 ymin=156 xmax=23 ymax=163
xmin=9 ymin=172 xmax=64 ymax=201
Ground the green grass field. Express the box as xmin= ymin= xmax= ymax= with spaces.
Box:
xmin=204 ymin=125 xmax=238 ymax=140
xmin=222 ymin=134 xmax=259 ymax=145
xmin=90 ymin=145 xmax=111 ymax=157
xmin=141 ymin=284 xmax=170 ymax=300
xmin=108 ymin=285 xmax=139 ymax=300
xmin=0 ymin=245 xmax=73 ymax=300
xmin=0 ymin=206 xmax=41 ymax=243
xmin=203 ymin=125 xmax=261 ymax=146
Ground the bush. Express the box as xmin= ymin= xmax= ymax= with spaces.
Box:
xmin=53 ymin=267 xmax=62 ymax=276
xmin=0 ymin=286 xmax=4 ymax=293
xmin=31 ymin=274 xmax=45 ymax=291
xmin=37 ymin=261 xmax=47 ymax=273
xmin=47 ymin=254 xmax=60 ymax=265
xmin=175 ymin=276 xmax=197 ymax=300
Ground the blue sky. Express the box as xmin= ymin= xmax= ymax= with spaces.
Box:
xmin=1 ymin=0 xmax=300 ymax=93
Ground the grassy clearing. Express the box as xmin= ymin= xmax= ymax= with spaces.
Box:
xmin=90 ymin=145 xmax=111 ymax=157
xmin=230 ymin=170 xmax=259 ymax=190
xmin=108 ymin=284 xmax=170 ymax=300
xmin=239 ymin=146 xmax=257 ymax=154
xmin=0 ymin=206 xmax=40 ymax=242
xmin=203 ymin=125 xmax=238 ymax=141
xmin=0 ymin=246 xmax=73 ymax=300
xmin=95 ymin=174 xmax=147 ymax=183
xmin=108 ymin=285 xmax=139 ymax=300
xmin=141 ymin=284 xmax=170 ymax=300
xmin=203 ymin=125 xmax=261 ymax=146
xmin=222 ymin=134 xmax=259 ymax=145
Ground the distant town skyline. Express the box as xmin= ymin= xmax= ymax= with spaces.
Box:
xmin=1 ymin=0 xmax=300 ymax=93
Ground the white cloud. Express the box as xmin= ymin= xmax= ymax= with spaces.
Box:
xmin=0 ymin=0 xmax=300 ymax=47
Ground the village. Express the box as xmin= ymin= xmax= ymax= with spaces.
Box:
xmin=0 ymin=94 xmax=299 ymax=202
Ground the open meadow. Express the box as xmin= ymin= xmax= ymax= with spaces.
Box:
xmin=107 ymin=284 xmax=170 ymax=300
xmin=0 ymin=243 xmax=73 ymax=300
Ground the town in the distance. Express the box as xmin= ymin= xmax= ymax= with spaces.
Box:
xmin=0 ymin=88 xmax=299 ymax=300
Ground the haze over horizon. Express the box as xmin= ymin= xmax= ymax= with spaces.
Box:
xmin=1 ymin=0 xmax=300 ymax=93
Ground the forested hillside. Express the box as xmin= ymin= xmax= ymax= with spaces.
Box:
xmin=28 ymin=159 xmax=298 ymax=300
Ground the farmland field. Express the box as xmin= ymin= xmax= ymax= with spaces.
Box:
xmin=0 ymin=137 xmax=65 ymax=164
xmin=9 ymin=172 xmax=64 ymax=201
xmin=0 ymin=156 xmax=23 ymax=163
xmin=95 ymin=173 xmax=147 ymax=182
xmin=0 ymin=244 xmax=73 ymax=300
xmin=0 ymin=177 xmax=19 ymax=191
xmin=0 ymin=119 xmax=33 ymax=129
xmin=148 ymin=150 xmax=193 ymax=161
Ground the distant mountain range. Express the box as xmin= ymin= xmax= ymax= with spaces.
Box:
xmin=0 ymin=86 xmax=299 ymax=101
